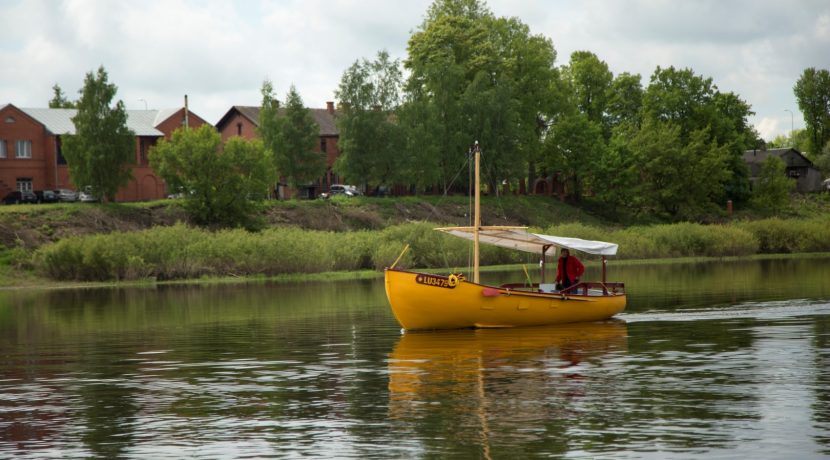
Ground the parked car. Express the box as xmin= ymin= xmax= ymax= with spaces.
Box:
xmin=319 ymin=184 xmax=362 ymax=199
xmin=2 ymin=190 xmax=38 ymax=204
xmin=79 ymin=187 xmax=98 ymax=203
xmin=35 ymin=190 xmax=59 ymax=203
xmin=55 ymin=188 xmax=78 ymax=202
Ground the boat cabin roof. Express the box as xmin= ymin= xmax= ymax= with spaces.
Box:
xmin=436 ymin=226 xmax=619 ymax=256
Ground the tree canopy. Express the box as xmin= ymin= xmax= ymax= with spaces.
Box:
xmin=794 ymin=67 xmax=830 ymax=156
xmin=150 ymin=124 xmax=275 ymax=228
xmin=48 ymin=84 xmax=76 ymax=108
xmin=402 ymin=0 xmax=558 ymax=192
xmin=333 ymin=50 xmax=405 ymax=192
xmin=61 ymin=66 xmax=135 ymax=202
xmin=259 ymin=82 xmax=324 ymax=189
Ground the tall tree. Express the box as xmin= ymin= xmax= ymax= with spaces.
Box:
xmin=48 ymin=84 xmax=76 ymax=108
xmin=751 ymin=155 xmax=793 ymax=213
xmin=606 ymin=72 xmax=643 ymax=129
xmin=563 ymin=51 xmax=612 ymax=127
xmin=403 ymin=0 xmax=558 ymax=192
xmin=642 ymin=66 xmax=716 ymax=142
xmin=543 ymin=112 xmax=605 ymax=202
xmin=61 ymin=66 xmax=135 ymax=202
xmin=794 ymin=67 xmax=830 ymax=156
xmin=276 ymin=86 xmax=325 ymax=187
xmin=641 ymin=66 xmax=754 ymax=206
xmin=258 ymin=79 xmax=282 ymax=184
xmin=150 ymin=124 xmax=274 ymax=227
xmin=334 ymin=51 xmax=404 ymax=192
xmin=622 ymin=121 xmax=729 ymax=219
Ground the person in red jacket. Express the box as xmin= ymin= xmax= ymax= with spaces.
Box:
xmin=555 ymin=248 xmax=584 ymax=290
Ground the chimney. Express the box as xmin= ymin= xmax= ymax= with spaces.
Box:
xmin=326 ymin=101 xmax=335 ymax=114
xmin=184 ymin=94 xmax=189 ymax=129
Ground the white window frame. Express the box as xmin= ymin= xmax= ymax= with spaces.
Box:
xmin=16 ymin=179 xmax=33 ymax=192
xmin=15 ymin=140 xmax=32 ymax=159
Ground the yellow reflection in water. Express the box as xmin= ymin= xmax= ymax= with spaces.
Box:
xmin=388 ymin=321 xmax=628 ymax=456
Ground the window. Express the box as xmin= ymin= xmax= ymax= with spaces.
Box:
xmin=237 ymin=123 xmax=243 ymax=136
xmin=16 ymin=178 xmax=33 ymax=192
xmin=139 ymin=138 xmax=147 ymax=164
xmin=320 ymin=138 xmax=327 ymax=153
xmin=56 ymin=136 xmax=67 ymax=164
xmin=15 ymin=140 xmax=32 ymax=158
xmin=0 ymin=140 xmax=6 ymax=158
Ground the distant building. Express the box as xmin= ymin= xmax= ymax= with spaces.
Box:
xmin=215 ymin=102 xmax=341 ymax=198
xmin=0 ymin=104 xmax=209 ymax=201
xmin=743 ymin=147 xmax=824 ymax=193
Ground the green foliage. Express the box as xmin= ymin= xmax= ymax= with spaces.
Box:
xmin=403 ymin=0 xmax=558 ymax=191
xmin=61 ymin=66 xmax=135 ymax=202
xmin=624 ymin=223 xmax=758 ymax=258
xmin=150 ymin=124 xmax=275 ymax=228
xmin=543 ymin=112 xmax=606 ymax=202
xmin=815 ymin=150 xmax=830 ymax=177
xmin=738 ymin=217 xmax=830 ymax=253
xmin=606 ymin=72 xmax=643 ymax=129
xmin=28 ymin=213 xmax=830 ymax=282
xmin=282 ymin=86 xmax=326 ymax=185
xmin=543 ymin=222 xmax=758 ymax=259
xmin=750 ymin=156 xmax=794 ymax=213
xmin=258 ymin=79 xmax=281 ymax=177
xmin=794 ymin=67 xmax=830 ymax=156
xmin=564 ymin=51 xmax=613 ymax=127
xmin=48 ymin=83 xmax=76 ymax=108
xmin=334 ymin=51 xmax=405 ymax=190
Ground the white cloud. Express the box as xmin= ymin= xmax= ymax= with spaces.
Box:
xmin=1 ymin=0 xmax=827 ymax=136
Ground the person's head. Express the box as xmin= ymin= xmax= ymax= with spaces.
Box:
xmin=561 ymin=248 xmax=570 ymax=258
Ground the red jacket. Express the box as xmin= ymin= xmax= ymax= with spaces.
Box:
xmin=555 ymin=255 xmax=585 ymax=283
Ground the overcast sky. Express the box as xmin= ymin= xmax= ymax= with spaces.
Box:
xmin=2 ymin=0 xmax=828 ymax=141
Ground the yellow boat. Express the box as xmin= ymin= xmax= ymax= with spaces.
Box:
xmin=384 ymin=143 xmax=626 ymax=330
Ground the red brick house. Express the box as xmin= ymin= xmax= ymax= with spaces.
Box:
xmin=0 ymin=104 xmax=209 ymax=201
xmin=215 ymin=102 xmax=341 ymax=198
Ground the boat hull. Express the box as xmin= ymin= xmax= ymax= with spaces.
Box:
xmin=385 ymin=268 xmax=626 ymax=330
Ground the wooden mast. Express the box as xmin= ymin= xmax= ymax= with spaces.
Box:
xmin=474 ymin=142 xmax=481 ymax=283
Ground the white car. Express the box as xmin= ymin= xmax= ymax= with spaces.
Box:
xmin=79 ymin=188 xmax=98 ymax=202
xmin=320 ymin=184 xmax=362 ymax=199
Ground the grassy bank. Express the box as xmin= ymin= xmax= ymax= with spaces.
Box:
xmin=26 ymin=216 xmax=830 ymax=282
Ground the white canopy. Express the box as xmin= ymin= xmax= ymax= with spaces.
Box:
xmin=436 ymin=226 xmax=619 ymax=256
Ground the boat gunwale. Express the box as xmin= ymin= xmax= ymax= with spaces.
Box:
xmin=384 ymin=267 xmax=627 ymax=300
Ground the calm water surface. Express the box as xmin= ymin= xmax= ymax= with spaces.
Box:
xmin=1 ymin=256 xmax=830 ymax=459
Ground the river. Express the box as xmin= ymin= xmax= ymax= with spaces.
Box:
xmin=1 ymin=256 xmax=829 ymax=459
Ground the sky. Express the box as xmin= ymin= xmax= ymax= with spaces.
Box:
xmin=1 ymin=0 xmax=829 ymax=142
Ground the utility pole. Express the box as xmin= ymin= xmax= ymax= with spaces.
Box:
xmin=784 ymin=109 xmax=794 ymax=146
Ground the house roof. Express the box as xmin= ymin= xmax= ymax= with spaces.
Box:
xmin=17 ymin=107 xmax=201 ymax=137
xmin=742 ymin=147 xmax=815 ymax=166
xmin=216 ymin=105 xmax=339 ymax=136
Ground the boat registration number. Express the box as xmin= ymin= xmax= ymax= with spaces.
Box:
xmin=415 ymin=274 xmax=457 ymax=289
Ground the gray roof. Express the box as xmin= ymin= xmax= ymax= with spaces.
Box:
xmin=20 ymin=107 xmax=168 ymax=136
xmin=743 ymin=147 xmax=814 ymax=166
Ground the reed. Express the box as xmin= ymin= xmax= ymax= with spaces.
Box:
xmin=31 ymin=217 xmax=830 ymax=282
xmin=737 ymin=216 xmax=830 ymax=253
